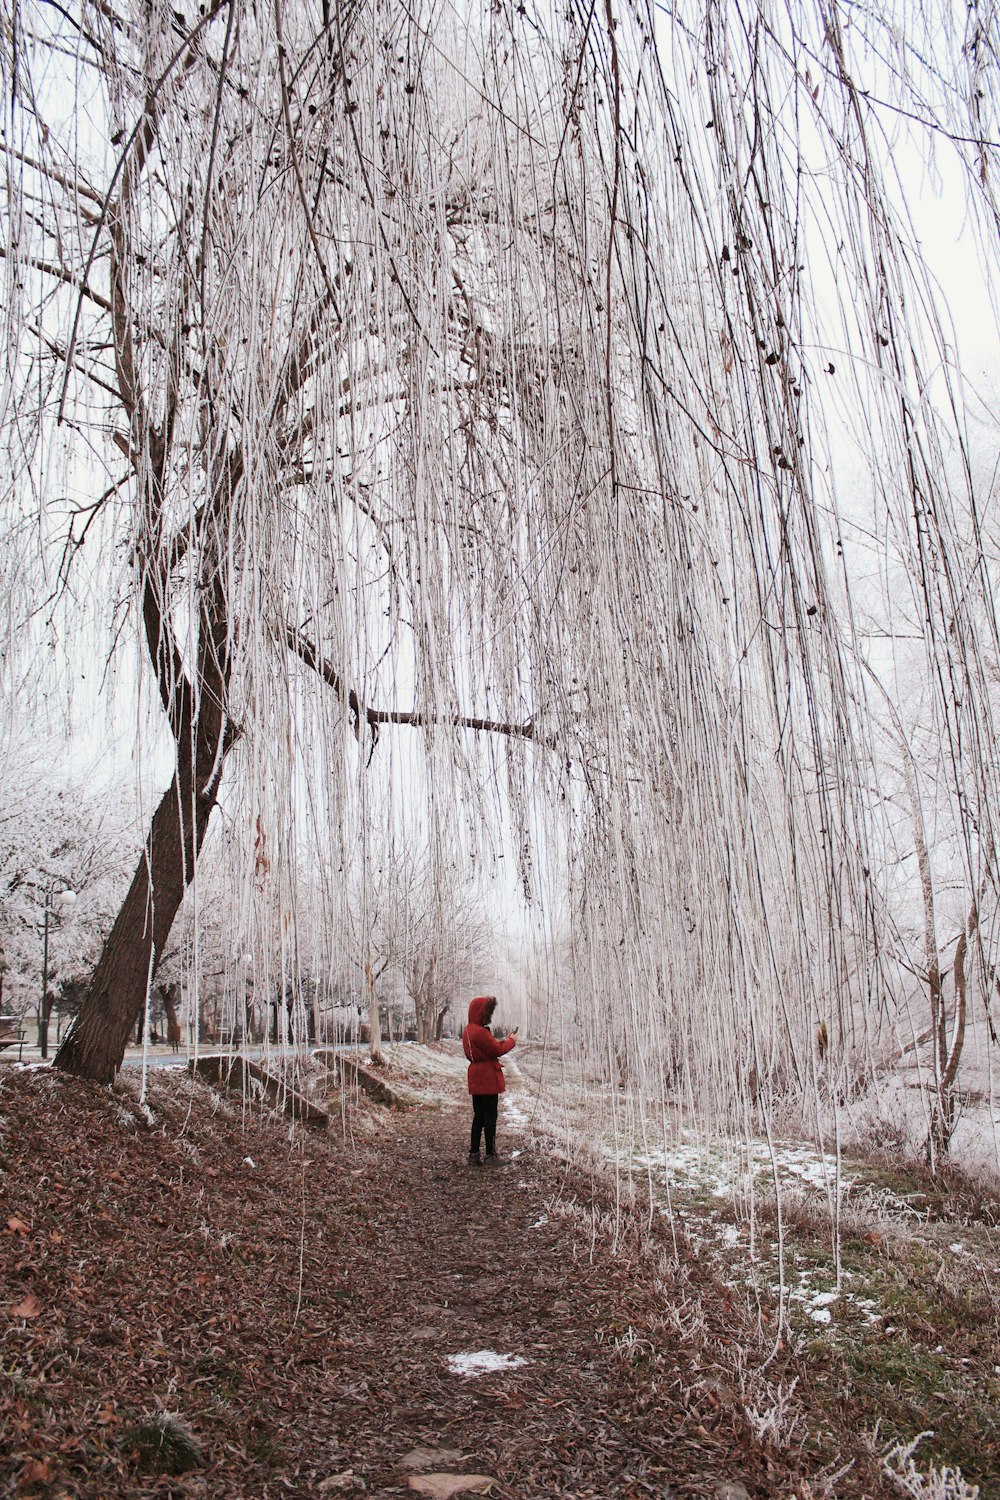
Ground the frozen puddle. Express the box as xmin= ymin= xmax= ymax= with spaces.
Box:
xmin=445 ymin=1350 xmax=528 ymax=1377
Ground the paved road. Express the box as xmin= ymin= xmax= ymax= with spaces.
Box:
xmin=122 ymin=1043 xmax=356 ymax=1070
xmin=5 ymin=1042 xmax=365 ymax=1071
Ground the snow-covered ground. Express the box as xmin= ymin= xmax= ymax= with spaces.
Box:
xmin=626 ymin=1136 xmax=850 ymax=1199
xmin=857 ymin=1016 xmax=1000 ymax=1182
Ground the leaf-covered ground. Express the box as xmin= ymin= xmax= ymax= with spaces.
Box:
xmin=0 ymin=1055 xmax=991 ymax=1498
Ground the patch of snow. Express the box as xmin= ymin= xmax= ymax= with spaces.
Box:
xmin=802 ymin=1283 xmax=881 ymax=1326
xmin=445 ymin=1350 xmax=528 ymax=1377
xmin=624 ymin=1137 xmax=850 ymax=1202
xmin=501 ymin=1096 xmax=531 ymax=1129
xmin=789 ymin=1286 xmax=844 ymax=1325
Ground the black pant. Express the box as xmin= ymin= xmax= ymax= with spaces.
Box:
xmin=470 ymin=1094 xmax=499 ymax=1156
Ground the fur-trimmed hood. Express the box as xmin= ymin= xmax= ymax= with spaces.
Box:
xmin=467 ymin=996 xmax=494 ymax=1026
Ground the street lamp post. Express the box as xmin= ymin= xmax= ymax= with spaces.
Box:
xmin=39 ymin=886 xmax=77 ymax=1059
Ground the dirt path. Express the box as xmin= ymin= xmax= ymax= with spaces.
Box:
xmin=1 ymin=1066 xmax=897 ymax=1498
xmin=300 ymin=1103 xmax=763 ymax=1500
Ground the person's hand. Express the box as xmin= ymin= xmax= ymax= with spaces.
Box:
xmin=511 ymin=1026 xmax=519 ymax=1037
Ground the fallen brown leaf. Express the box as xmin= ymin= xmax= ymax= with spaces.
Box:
xmin=406 ymin=1475 xmax=496 ymax=1498
xmin=7 ymin=1216 xmax=30 ymax=1234
xmin=400 ymin=1448 xmax=467 ymax=1473
xmin=317 ymin=1472 xmax=356 ymax=1493
xmin=19 ymin=1458 xmax=52 ymax=1485
xmin=8 ymin=1293 xmax=41 ymax=1319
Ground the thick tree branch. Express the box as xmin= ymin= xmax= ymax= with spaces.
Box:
xmin=0 ymin=246 xmax=111 ymax=310
xmin=0 ymin=141 xmax=105 ymax=208
xmin=285 ymin=625 xmax=555 ymax=750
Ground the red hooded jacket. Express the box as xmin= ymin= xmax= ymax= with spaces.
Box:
xmin=462 ymin=996 xmax=516 ymax=1095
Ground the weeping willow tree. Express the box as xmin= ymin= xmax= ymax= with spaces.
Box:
xmin=2 ymin=0 xmax=1000 ymax=1151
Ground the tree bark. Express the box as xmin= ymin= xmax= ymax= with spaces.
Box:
xmin=54 ymin=770 xmax=216 ymax=1083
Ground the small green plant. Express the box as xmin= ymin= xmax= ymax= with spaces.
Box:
xmin=125 ymin=1413 xmax=204 ymax=1475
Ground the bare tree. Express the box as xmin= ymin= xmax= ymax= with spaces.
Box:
xmin=340 ymin=847 xmax=490 ymax=1059
xmin=401 ymin=887 xmax=494 ymax=1046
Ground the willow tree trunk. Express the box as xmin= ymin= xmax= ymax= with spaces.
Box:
xmin=365 ymin=963 xmax=384 ymax=1064
xmin=55 ymin=771 xmax=216 ymax=1083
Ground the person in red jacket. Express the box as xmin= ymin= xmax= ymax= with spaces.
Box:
xmin=462 ymin=995 xmax=517 ymax=1165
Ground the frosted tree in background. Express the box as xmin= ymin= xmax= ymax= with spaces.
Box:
xmin=0 ymin=735 xmax=138 ymax=1027
xmin=397 ymin=872 xmax=494 ymax=1045
xmin=2 ymin=0 xmax=999 ymax=1153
